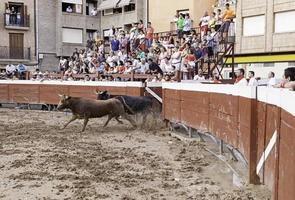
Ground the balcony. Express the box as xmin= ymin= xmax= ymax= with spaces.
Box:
xmin=4 ymin=13 xmax=30 ymax=30
xmin=0 ymin=46 xmax=31 ymax=60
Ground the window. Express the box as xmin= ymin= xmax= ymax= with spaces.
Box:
xmin=275 ymin=11 xmax=295 ymax=33
xmin=177 ymin=9 xmax=189 ymax=16
xmin=86 ymin=0 xmax=98 ymax=16
xmin=124 ymin=3 xmax=135 ymax=12
xmin=86 ymin=29 xmax=98 ymax=40
xmin=264 ymin=63 xmax=275 ymax=68
xmin=4 ymin=2 xmax=29 ymax=27
xmin=243 ymin=15 xmax=265 ymax=36
xmin=103 ymin=8 xmax=113 ymax=16
xmin=62 ymin=28 xmax=83 ymax=44
xmin=62 ymin=0 xmax=83 ymax=14
xmin=113 ymin=7 xmax=122 ymax=14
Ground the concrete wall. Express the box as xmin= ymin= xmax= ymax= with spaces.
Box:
xmin=0 ymin=0 xmax=36 ymax=64
xmin=149 ymin=0 xmax=215 ymax=33
xmin=235 ymin=0 xmax=295 ymax=54
xmin=38 ymin=0 xmax=100 ymax=71
xmin=100 ymin=0 xmax=146 ymax=32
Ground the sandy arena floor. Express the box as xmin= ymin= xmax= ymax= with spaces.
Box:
xmin=0 ymin=108 xmax=270 ymax=200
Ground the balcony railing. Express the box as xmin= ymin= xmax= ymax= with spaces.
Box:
xmin=4 ymin=13 xmax=30 ymax=28
xmin=0 ymin=46 xmax=31 ymax=60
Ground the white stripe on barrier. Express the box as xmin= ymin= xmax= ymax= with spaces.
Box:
xmin=146 ymin=87 xmax=162 ymax=103
xmin=256 ymin=130 xmax=278 ymax=175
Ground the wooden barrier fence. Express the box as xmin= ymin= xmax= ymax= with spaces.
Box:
xmin=0 ymin=80 xmax=145 ymax=105
xmin=162 ymin=83 xmax=295 ymax=200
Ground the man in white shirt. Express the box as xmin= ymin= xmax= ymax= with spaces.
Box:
xmin=234 ymin=68 xmax=248 ymax=86
xmin=66 ymin=6 xmax=73 ymax=13
xmin=134 ymin=59 xmax=149 ymax=74
xmin=90 ymin=7 xmax=98 ymax=16
xmin=248 ymin=71 xmax=258 ymax=86
xmin=6 ymin=64 xmax=16 ymax=78
xmin=267 ymin=71 xmax=277 ymax=87
xmin=194 ymin=69 xmax=205 ymax=81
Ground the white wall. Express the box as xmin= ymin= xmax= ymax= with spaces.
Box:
xmin=243 ymin=15 xmax=265 ymax=36
xmin=62 ymin=28 xmax=83 ymax=44
xmin=275 ymin=11 xmax=295 ymax=33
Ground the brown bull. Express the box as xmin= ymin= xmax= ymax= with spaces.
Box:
xmin=57 ymin=94 xmax=137 ymax=132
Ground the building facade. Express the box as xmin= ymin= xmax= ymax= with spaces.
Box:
xmin=233 ymin=0 xmax=295 ymax=78
xmin=98 ymin=0 xmax=146 ymax=38
xmin=38 ymin=0 xmax=100 ymax=71
xmin=148 ymin=0 xmax=216 ymax=33
xmin=0 ymin=0 xmax=37 ymax=68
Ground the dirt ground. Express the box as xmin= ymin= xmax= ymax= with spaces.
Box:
xmin=0 ymin=108 xmax=270 ymax=200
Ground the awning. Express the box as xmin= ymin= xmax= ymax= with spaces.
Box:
xmin=62 ymin=0 xmax=82 ymax=4
xmin=98 ymin=0 xmax=120 ymax=10
xmin=118 ymin=0 xmax=134 ymax=7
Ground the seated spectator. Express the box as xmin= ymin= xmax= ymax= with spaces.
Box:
xmin=6 ymin=64 xmax=16 ymax=78
xmin=162 ymin=74 xmax=172 ymax=82
xmin=116 ymin=61 xmax=126 ymax=74
xmin=275 ymin=67 xmax=295 ymax=88
xmin=160 ymin=57 xmax=173 ymax=74
xmin=213 ymin=73 xmax=222 ymax=83
xmin=135 ymin=59 xmax=149 ymax=74
xmin=16 ymin=63 xmax=27 ymax=80
xmin=248 ymin=71 xmax=258 ymax=86
xmin=234 ymin=68 xmax=248 ymax=86
xmin=267 ymin=71 xmax=277 ymax=87
xmin=84 ymin=75 xmax=91 ymax=81
xmin=171 ymin=46 xmax=181 ymax=71
xmin=194 ymin=69 xmax=205 ymax=81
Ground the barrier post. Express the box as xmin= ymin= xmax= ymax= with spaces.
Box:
xmin=249 ymin=94 xmax=260 ymax=184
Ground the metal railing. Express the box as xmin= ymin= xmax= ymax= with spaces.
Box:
xmin=3 ymin=13 xmax=30 ymax=27
xmin=0 ymin=46 xmax=31 ymax=60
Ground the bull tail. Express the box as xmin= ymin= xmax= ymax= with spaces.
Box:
xmin=117 ymin=96 xmax=135 ymax=115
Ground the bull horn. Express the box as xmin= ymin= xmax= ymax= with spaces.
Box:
xmin=58 ymin=94 xmax=64 ymax=98
xmin=94 ymin=90 xmax=99 ymax=95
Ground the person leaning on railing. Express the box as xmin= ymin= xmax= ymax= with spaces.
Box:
xmin=221 ymin=3 xmax=236 ymax=42
xmin=274 ymin=67 xmax=295 ymax=89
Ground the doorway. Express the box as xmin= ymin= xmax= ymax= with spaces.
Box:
xmin=9 ymin=33 xmax=24 ymax=59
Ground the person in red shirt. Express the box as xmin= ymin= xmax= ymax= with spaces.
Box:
xmin=146 ymin=22 xmax=154 ymax=48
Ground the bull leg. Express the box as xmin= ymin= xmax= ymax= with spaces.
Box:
xmin=115 ymin=116 xmax=123 ymax=124
xmin=81 ymin=117 xmax=89 ymax=132
xmin=62 ymin=115 xmax=78 ymax=130
xmin=122 ymin=114 xmax=137 ymax=128
xmin=103 ymin=115 xmax=113 ymax=127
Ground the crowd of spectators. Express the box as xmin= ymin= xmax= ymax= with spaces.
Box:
xmin=56 ymin=3 xmax=236 ymax=83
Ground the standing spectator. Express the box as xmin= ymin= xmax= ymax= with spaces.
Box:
xmin=248 ymin=71 xmax=258 ymax=86
xmin=138 ymin=19 xmax=144 ymax=32
xmin=147 ymin=58 xmax=163 ymax=75
xmin=200 ymin=11 xmax=210 ymax=39
xmin=209 ymin=12 xmax=217 ymax=30
xmin=176 ymin=14 xmax=185 ymax=42
xmin=16 ymin=63 xmax=27 ymax=80
xmin=66 ymin=5 xmax=73 ymax=13
xmin=16 ymin=12 xmax=21 ymax=25
xmin=5 ymin=6 xmax=11 ymax=25
xmin=267 ymin=71 xmax=277 ymax=87
xmin=183 ymin=14 xmax=192 ymax=36
xmin=10 ymin=7 xmax=16 ymax=25
xmin=215 ymin=9 xmax=223 ymax=31
xmin=206 ymin=29 xmax=217 ymax=61
xmin=90 ymin=7 xmax=98 ymax=16
xmin=171 ymin=46 xmax=182 ymax=72
xmin=146 ymin=22 xmax=154 ymax=48
xmin=111 ymin=36 xmax=120 ymax=54
xmin=221 ymin=3 xmax=236 ymax=41
xmin=234 ymin=68 xmax=248 ymax=86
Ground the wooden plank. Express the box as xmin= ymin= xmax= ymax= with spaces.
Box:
xmin=9 ymin=84 xmax=39 ymax=103
xmin=39 ymin=85 xmax=69 ymax=104
xmin=0 ymin=84 xmax=9 ymax=103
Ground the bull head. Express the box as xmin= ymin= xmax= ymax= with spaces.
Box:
xmin=57 ymin=94 xmax=71 ymax=111
xmin=95 ymin=90 xmax=108 ymax=100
